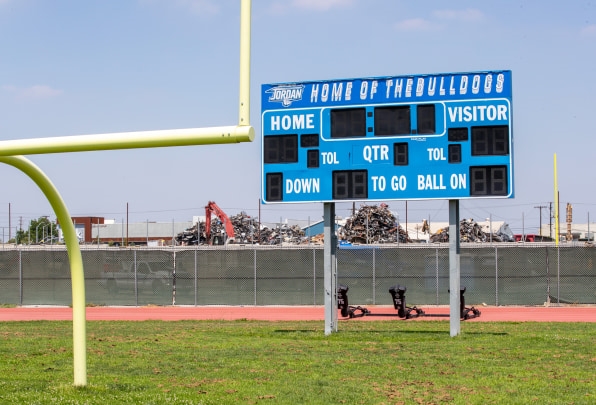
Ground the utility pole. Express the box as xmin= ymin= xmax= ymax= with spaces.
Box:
xmin=549 ymin=202 xmax=553 ymax=239
xmin=126 ymin=202 xmax=129 ymax=246
xmin=535 ymin=205 xmax=547 ymax=239
xmin=19 ymin=216 xmax=23 ymax=244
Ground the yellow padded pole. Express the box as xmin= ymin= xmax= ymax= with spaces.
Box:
xmin=0 ymin=155 xmax=87 ymax=386
xmin=239 ymin=0 xmax=252 ymax=126
xmin=0 ymin=125 xmax=254 ymax=156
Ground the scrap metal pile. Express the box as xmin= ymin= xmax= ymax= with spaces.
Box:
xmin=339 ymin=204 xmax=411 ymax=244
xmin=429 ymin=218 xmax=512 ymax=243
xmin=228 ymin=212 xmax=307 ymax=245
xmin=260 ymin=222 xmax=308 ymax=245
xmin=175 ymin=223 xmax=205 ymax=245
xmin=175 ymin=212 xmax=307 ymax=245
xmin=175 ymin=203 xmax=512 ymax=246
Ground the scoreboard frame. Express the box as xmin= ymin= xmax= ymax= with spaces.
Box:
xmin=261 ymin=70 xmax=513 ymax=204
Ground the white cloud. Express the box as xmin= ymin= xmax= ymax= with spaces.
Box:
xmin=3 ymin=85 xmax=63 ymax=101
xmin=433 ymin=8 xmax=484 ymax=23
xmin=291 ymin=0 xmax=354 ymax=12
xmin=394 ymin=18 xmax=440 ymax=32
xmin=139 ymin=0 xmax=219 ymax=16
xmin=394 ymin=8 xmax=483 ymax=32
xmin=581 ymin=24 xmax=596 ymax=36
xmin=177 ymin=0 xmax=218 ymax=15
xmin=268 ymin=0 xmax=354 ymax=14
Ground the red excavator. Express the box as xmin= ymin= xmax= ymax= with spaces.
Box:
xmin=205 ymin=201 xmax=235 ymax=245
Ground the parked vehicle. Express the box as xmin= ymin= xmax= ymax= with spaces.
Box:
xmin=101 ymin=260 xmax=190 ymax=295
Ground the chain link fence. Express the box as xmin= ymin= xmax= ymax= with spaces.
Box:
xmin=0 ymin=244 xmax=594 ymax=306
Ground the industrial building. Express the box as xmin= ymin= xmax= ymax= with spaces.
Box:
xmin=58 ymin=217 xmax=193 ymax=246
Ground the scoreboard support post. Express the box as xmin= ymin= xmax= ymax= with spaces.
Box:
xmin=449 ymin=200 xmax=461 ymax=337
xmin=323 ymin=202 xmax=338 ymax=335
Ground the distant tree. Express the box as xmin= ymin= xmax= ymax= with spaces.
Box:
xmin=21 ymin=217 xmax=59 ymax=245
xmin=14 ymin=229 xmax=28 ymax=245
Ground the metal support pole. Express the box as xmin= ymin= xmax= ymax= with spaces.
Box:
xmin=324 ymin=202 xmax=337 ymax=335
xmin=194 ymin=248 xmax=198 ymax=306
xmin=19 ymin=249 xmax=23 ymax=306
xmin=435 ymin=247 xmax=439 ymax=305
xmin=313 ymin=247 xmax=317 ymax=305
xmin=495 ymin=246 xmax=499 ymax=306
xmin=372 ymin=247 xmax=376 ymax=304
xmin=449 ymin=200 xmax=461 ymax=337
xmin=172 ymin=250 xmax=177 ymax=305
xmin=556 ymin=245 xmax=561 ymax=304
xmin=134 ymin=250 xmax=138 ymax=306
xmin=253 ymin=248 xmax=257 ymax=306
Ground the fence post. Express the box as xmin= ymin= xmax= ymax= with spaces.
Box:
xmin=556 ymin=246 xmax=561 ymax=304
xmin=172 ymin=250 xmax=177 ymax=306
xmin=546 ymin=246 xmax=551 ymax=305
xmin=253 ymin=247 xmax=257 ymax=306
xmin=372 ymin=247 xmax=376 ymax=304
xmin=134 ymin=250 xmax=138 ymax=306
xmin=495 ymin=246 xmax=499 ymax=306
xmin=312 ymin=246 xmax=317 ymax=305
xmin=435 ymin=247 xmax=439 ymax=305
xmin=194 ymin=248 xmax=198 ymax=306
xmin=19 ymin=248 xmax=23 ymax=306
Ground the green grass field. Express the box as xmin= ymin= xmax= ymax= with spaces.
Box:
xmin=0 ymin=320 xmax=594 ymax=404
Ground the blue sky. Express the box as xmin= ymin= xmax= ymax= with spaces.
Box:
xmin=0 ymin=0 xmax=595 ymax=235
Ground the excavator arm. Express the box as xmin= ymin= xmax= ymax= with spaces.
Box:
xmin=205 ymin=201 xmax=235 ymax=244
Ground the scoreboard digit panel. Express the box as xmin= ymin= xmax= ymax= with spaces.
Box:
xmin=261 ymin=70 xmax=513 ymax=204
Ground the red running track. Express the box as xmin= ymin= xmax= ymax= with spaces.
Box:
xmin=0 ymin=305 xmax=595 ymax=322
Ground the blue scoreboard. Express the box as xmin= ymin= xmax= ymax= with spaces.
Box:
xmin=261 ymin=70 xmax=513 ymax=204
